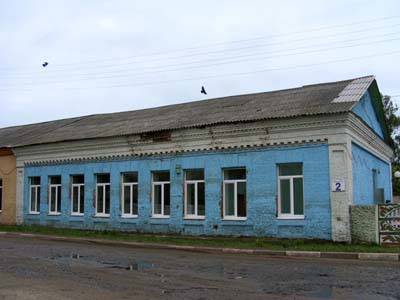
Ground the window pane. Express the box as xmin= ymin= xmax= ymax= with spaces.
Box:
xmin=164 ymin=184 xmax=170 ymax=216
xmin=79 ymin=185 xmax=84 ymax=214
xmin=96 ymin=186 xmax=103 ymax=214
xmin=30 ymin=187 xmax=36 ymax=212
xmin=153 ymin=171 xmax=169 ymax=182
xmin=280 ymin=179 xmax=291 ymax=214
xmin=72 ymin=175 xmax=84 ymax=184
xmin=237 ymin=182 xmax=246 ymax=217
xmin=186 ymin=169 xmax=204 ymax=181
xmin=198 ymin=182 xmax=205 ymax=216
xmin=279 ymin=163 xmax=302 ymax=176
xmin=224 ymin=168 xmax=246 ymax=180
xmin=50 ymin=186 xmax=57 ymax=212
xmin=123 ymin=185 xmax=131 ymax=214
xmin=105 ymin=185 xmax=110 ymax=214
xmin=153 ymin=184 xmax=162 ymax=214
xmin=132 ymin=185 xmax=138 ymax=215
xmin=57 ymin=187 xmax=61 ymax=212
xmin=31 ymin=177 xmax=40 ymax=185
xmin=97 ymin=174 xmax=110 ymax=184
xmin=50 ymin=176 xmax=61 ymax=185
xmin=123 ymin=173 xmax=138 ymax=183
xmin=186 ymin=183 xmax=195 ymax=215
xmin=293 ymin=178 xmax=304 ymax=215
xmin=37 ymin=187 xmax=41 ymax=211
xmin=225 ymin=183 xmax=235 ymax=216
xmin=72 ymin=186 xmax=79 ymax=212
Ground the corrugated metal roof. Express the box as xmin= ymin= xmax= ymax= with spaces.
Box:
xmin=0 ymin=75 xmax=375 ymax=148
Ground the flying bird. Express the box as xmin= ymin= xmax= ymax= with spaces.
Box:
xmin=201 ymin=86 xmax=207 ymax=95
xmin=42 ymin=62 xmax=48 ymax=67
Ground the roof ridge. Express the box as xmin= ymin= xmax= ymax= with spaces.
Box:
xmin=0 ymin=75 xmax=373 ymax=131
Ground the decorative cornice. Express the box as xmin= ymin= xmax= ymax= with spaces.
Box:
xmin=15 ymin=112 xmax=390 ymax=167
xmin=24 ymin=139 xmax=329 ymax=166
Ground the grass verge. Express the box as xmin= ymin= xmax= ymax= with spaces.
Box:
xmin=0 ymin=224 xmax=399 ymax=253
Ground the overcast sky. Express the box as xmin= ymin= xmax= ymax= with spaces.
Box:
xmin=1 ymin=0 xmax=400 ymax=128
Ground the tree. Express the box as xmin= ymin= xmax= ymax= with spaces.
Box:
xmin=381 ymin=95 xmax=400 ymax=195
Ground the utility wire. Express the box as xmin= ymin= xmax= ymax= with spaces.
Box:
xmin=1 ymin=15 xmax=400 ymax=73
xmin=2 ymin=30 xmax=400 ymax=83
xmin=1 ymin=49 xmax=398 ymax=92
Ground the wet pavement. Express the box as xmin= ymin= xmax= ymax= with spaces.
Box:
xmin=0 ymin=235 xmax=399 ymax=299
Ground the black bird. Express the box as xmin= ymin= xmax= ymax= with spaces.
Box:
xmin=201 ymin=86 xmax=207 ymax=95
xmin=42 ymin=62 xmax=48 ymax=67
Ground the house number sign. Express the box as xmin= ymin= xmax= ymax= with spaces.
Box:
xmin=332 ymin=180 xmax=345 ymax=192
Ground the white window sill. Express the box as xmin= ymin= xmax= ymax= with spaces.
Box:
xmin=151 ymin=215 xmax=170 ymax=219
xmin=222 ymin=217 xmax=247 ymax=221
xmin=29 ymin=212 xmax=40 ymax=215
xmin=94 ymin=214 xmax=110 ymax=218
xmin=184 ymin=216 xmax=205 ymax=220
xmin=121 ymin=214 xmax=138 ymax=219
xmin=48 ymin=213 xmax=61 ymax=216
xmin=277 ymin=215 xmax=305 ymax=220
xmin=71 ymin=213 xmax=84 ymax=217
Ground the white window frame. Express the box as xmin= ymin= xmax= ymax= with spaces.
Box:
xmin=48 ymin=177 xmax=61 ymax=215
xmin=151 ymin=172 xmax=170 ymax=218
xmin=223 ymin=169 xmax=247 ymax=221
xmin=184 ymin=171 xmax=205 ymax=220
xmin=95 ymin=179 xmax=110 ymax=217
xmin=29 ymin=177 xmax=41 ymax=214
xmin=277 ymin=171 xmax=304 ymax=220
xmin=121 ymin=174 xmax=138 ymax=218
xmin=0 ymin=178 xmax=3 ymax=212
xmin=71 ymin=176 xmax=84 ymax=216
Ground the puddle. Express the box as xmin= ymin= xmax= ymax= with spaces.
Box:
xmin=302 ymin=287 xmax=392 ymax=300
xmin=108 ymin=261 xmax=154 ymax=271
xmin=49 ymin=254 xmax=154 ymax=271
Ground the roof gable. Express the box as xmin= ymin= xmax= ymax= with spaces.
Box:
xmin=351 ymin=90 xmax=384 ymax=139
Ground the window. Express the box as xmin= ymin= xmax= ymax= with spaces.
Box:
xmin=0 ymin=178 xmax=2 ymax=212
xmin=152 ymin=171 xmax=170 ymax=218
xmin=48 ymin=176 xmax=61 ymax=215
xmin=96 ymin=174 xmax=110 ymax=217
xmin=278 ymin=163 xmax=304 ymax=219
xmin=29 ymin=177 xmax=41 ymax=214
xmin=71 ymin=175 xmax=84 ymax=216
xmin=184 ymin=169 xmax=205 ymax=219
xmin=121 ymin=172 xmax=138 ymax=217
xmin=223 ymin=168 xmax=246 ymax=220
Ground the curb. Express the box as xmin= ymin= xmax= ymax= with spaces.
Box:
xmin=1 ymin=231 xmax=399 ymax=262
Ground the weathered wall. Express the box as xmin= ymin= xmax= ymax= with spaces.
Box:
xmin=352 ymin=143 xmax=391 ymax=205
xmin=350 ymin=205 xmax=378 ymax=244
xmin=0 ymin=151 xmax=16 ymax=224
xmin=23 ymin=144 xmax=332 ymax=239
xmin=351 ymin=91 xmax=384 ymax=139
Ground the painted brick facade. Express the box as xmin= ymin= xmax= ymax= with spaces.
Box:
xmin=352 ymin=91 xmax=384 ymax=139
xmin=352 ymin=143 xmax=391 ymax=205
xmin=23 ymin=144 xmax=332 ymax=239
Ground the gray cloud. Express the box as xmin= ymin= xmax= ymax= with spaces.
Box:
xmin=0 ymin=0 xmax=399 ymax=127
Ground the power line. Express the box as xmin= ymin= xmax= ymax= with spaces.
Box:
xmin=1 ymin=15 xmax=400 ymax=73
xmin=1 ymin=49 xmax=399 ymax=92
xmin=2 ymin=31 xmax=400 ymax=84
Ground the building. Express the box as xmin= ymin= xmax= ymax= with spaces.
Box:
xmin=0 ymin=148 xmax=16 ymax=224
xmin=0 ymin=75 xmax=393 ymax=241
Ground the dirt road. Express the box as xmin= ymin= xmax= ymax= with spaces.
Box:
xmin=0 ymin=235 xmax=399 ymax=299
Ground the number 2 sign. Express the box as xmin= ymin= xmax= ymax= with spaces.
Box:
xmin=332 ymin=180 xmax=345 ymax=192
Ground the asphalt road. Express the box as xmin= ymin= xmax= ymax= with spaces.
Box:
xmin=0 ymin=235 xmax=399 ymax=300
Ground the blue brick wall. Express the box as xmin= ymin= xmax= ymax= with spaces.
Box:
xmin=23 ymin=144 xmax=332 ymax=239
xmin=352 ymin=143 xmax=391 ymax=205
xmin=351 ymin=91 xmax=384 ymax=139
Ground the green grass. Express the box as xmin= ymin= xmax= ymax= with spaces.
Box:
xmin=0 ymin=224 xmax=399 ymax=253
